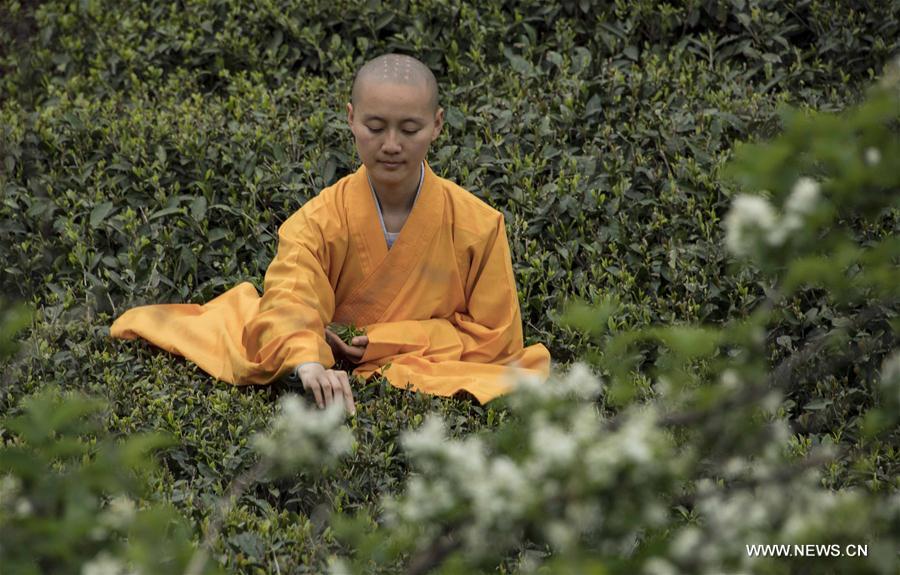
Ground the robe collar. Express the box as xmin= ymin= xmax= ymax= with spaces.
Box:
xmin=335 ymin=160 xmax=444 ymax=326
xmin=368 ymin=161 xmax=425 ymax=249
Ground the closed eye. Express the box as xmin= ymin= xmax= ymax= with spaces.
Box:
xmin=366 ymin=126 xmax=420 ymax=135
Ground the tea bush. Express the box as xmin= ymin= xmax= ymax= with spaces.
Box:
xmin=1 ymin=0 xmax=898 ymax=573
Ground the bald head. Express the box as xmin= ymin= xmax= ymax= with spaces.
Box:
xmin=351 ymin=54 xmax=439 ymax=113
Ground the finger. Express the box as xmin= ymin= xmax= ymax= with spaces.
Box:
xmin=347 ymin=346 xmax=364 ymax=363
xmin=325 ymin=372 xmax=343 ymax=408
xmin=335 ymin=339 xmax=353 ymax=355
xmin=304 ymin=379 xmax=324 ymax=409
xmin=320 ymin=374 xmax=335 ymax=406
xmin=338 ymin=372 xmax=356 ymax=415
xmin=351 ymin=335 xmax=369 ymax=347
xmin=324 ymin=330 xmax=341 ymax=352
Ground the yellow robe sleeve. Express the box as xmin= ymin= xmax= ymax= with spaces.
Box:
xmin=110 ymin=188 xmax=343 ymax=386
xmin=242 ymin=207 xmax=337 ymax=377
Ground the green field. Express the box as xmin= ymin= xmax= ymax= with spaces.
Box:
xmin=1 ymin=1 xmax=898 ymax=574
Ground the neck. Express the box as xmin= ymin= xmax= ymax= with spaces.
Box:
xmin=371 ymin=164 xmax=421 ymax=212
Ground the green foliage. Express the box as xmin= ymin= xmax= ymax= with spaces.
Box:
xmin=0 ymin=299 xmax=30 ymax=359
xmin=0 ymin=385 xmax=219 ymax=574
xmin=0 ymin=0 xmax=898 ymax=573
xmin=329 ymin=322 xmax=367 ymax=345
xmin=324 ymin=77 xmax=899 ymax=574
xmin=2 ymin=0 xmax=898 ymax=360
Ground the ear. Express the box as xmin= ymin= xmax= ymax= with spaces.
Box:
xmin=431 ymin=107 xmax=444 ymax=142
xmin=347 ymin=102 xmax=354 ymax=126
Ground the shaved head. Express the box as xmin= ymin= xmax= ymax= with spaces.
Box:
xmin=351 ymin=53 xmax=439 ymax=113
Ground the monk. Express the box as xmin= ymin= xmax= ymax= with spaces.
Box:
xmin=110 ymin=54 xmax=551 ymax=414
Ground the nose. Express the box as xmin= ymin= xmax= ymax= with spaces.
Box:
xmin=381 ymin=129 xmax=402 ymax=154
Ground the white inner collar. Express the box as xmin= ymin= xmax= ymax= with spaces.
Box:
xmin=368 ymin=162 xmax=425 ymax=247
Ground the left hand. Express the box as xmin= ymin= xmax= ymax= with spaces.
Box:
xmin=325 ymin=328 xmax=369 ymax=364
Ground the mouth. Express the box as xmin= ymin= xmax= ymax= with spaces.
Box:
xmin=379 ymin=160 xmax=405 ymax=169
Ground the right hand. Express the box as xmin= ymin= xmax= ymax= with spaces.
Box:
xmin=296 ymin=363 xmax=356 ymax=415
xmin=324 ymin=328 xmax=369 ymax=364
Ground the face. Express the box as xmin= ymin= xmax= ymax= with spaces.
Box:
xmin=348 ymin=80 xmax=443 ymax=195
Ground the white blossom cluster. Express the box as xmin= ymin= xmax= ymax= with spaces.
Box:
xmin=89 ymin=495 xmax=140 ymax=542
xmin=724 ymin=177 xmax=821 ymax=257
xmin=101 ymin=495 xmax=137 ymax=530
xmin=81 ymin=551 xmax=141 ymax=575
xmin=504 ymin=362 xmax=603 ymax=414
xmin=652 ymin=472 xmax=894 ymax=575
xmin=252 ymin=394 xmax=354 ymax=474
xmin=2 ymin=476 xmax=142 ymax=571
xmin=387 ymin=414 xmax=532 ymax=552
xmin=0 ymin=474 xmax=33 ymax=518
xmin=640 ymin=418 xmax=900 ymax=575
xmin=384 ymin=364 xmax=674 ymax=560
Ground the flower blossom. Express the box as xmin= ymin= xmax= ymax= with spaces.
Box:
xmin=0 ymin=474 xmax=21 ymax=509
xmin=724 ymin=194 xmax=777 ymax=256
xmin=81 ymin=552 xmax=128 ymax=575
xmin=252 ymin=394 xmax=354 ymax=473
xmin=864 ymin=147 xmax=881 ymax=166
xmin=101 ymin=495 xmax=137 ymax=530
xmin=785 ymin=177 xmax=820 ymax=215
xmin=880 ymin=351 xmax=900 ymax=407
xmin=724 ymin=177 xmax=822 ymax=257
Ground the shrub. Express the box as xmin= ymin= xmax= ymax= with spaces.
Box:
xmin=0 ymin=0 xmax=897 ymax=573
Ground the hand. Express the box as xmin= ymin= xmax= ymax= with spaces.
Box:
xmin=296 ymin=363 xmax=356 ymax=415
xmin=325 ymin=328 xmax=369 ymax=364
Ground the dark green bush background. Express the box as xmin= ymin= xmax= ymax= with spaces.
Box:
xmin=1 ymin=0 xmax=898 ymax=572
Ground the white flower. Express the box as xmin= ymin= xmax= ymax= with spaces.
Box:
xmin=100 ymin=495 xmax=137 ymax=530
xmin=544 ymin=519 xmax=576 ymax=551
xmin=15 ymin=498 xmax=33 ymax=517
xmin=765 ymin=221 xmax=791 ymax=247
xmin=565 ymin=501 xmax=602 ymax=533
xmin=463 ymin=456 xmax=533 ymax=552
xmin=400 ymin=416 xmax=447 ymax=457
xmin=82 ymin=552 xmax=126 ymax=575
xmin=530 ymin=417 xmax=578 ymax=468
xmin=644 ymin=502 xmax=668 ymax=527
xmin=560 ymin=362 xmax=604 ymax=400
xmin=878 ymin=54 xmax=900 ymax=95
xmin=0 ymin=475 xmax=21 ymax=508
xmin=671 ymin=526 xmax=702 ymax=559
xmin=880 ymin=351 xmax=900 ymax=406
xmin=405 ymin=477 xmax=457 ymax=521
xmin=726 ymin=180 xmax=822 ymax=255
xmin=252 ymin=394 xmax=353 ymax=472
xmin=724 ymin=194 xmax=777 ymax=256
xmin=510 ymin=362 xmax=603 ymax=407
xmin=402 ymin=416 xmax=488 ymax=481
xmin=865 ymin=147 xmax=881 ymax=165
xmin=570 ymin=404 xmax=602 ymax=444
xmin=327 ymin=556 xmax=352 ymax=575
xmin=644 ymin=557 xmax=678 ymax=575
xmin=723 ymin=457 xmax=748 ymax=478
xmin=617 ymin=409 xmax=657 ymax=463
xmin=720 ymin=369 xmax=741 ymax=390
xmin=759 ymin=391 xmax=783 ymax=415
xmin=478 ymin=457 xmax=529 ymax=518
xmin=785 ymin=177 xmax=820 ymax=215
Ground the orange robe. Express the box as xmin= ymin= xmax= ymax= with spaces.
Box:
xmin=110 ymin=163 xmax=551 ymax=403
